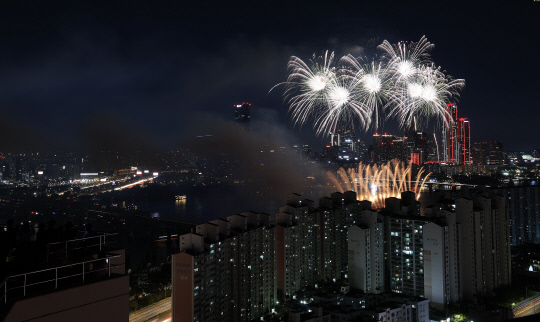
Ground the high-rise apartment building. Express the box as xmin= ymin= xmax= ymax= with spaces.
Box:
xmin=348 ymin=209 xmax=385 ymax=293
xmin=234 ymin=102 xmax=251 ymax=130
xmin=316 ymin=192 xmax=365 ymax=282
xmin=171 ymin=188 xmax=510 ymax=319
xmin=348 ymin=189 xmax=509 ymax=308
xmin=388 ymin=216 xmax=429 ymax=298
xmin=276 ymin=194 xmax=317 ymax=300
xmin=492 ymin=186 xmax=540 ymax=245
xmin=172 ymin=212 xmax=276 ymax=322
xmin=422 ymin=211 xmax=461 ymax=308
xmin=275 ymin=192 xmax=364 ymax=300
xmin=387 ymin=192 xmax=509 ymax=305
xmin=454 ymin=194 xmax=511 ymax=298
xmin=275 ymin=192 xmax=367 ymax=301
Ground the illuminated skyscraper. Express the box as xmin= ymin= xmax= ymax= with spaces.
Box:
xmin=444 ymin=103 xmax=471 ymax=165
xmin=457 ymin=118 xmax=471 ymax=165
xmin=406 ymin=130 xmax=438 ymax=165
xmin=329 ymin=126 xmax=360 ymax=162
xmin=234 ymin=102 xmax=251 ymax=130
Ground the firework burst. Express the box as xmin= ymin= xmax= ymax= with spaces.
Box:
xmin=387 ymin=64 xmax=465 ymax=129
xmin=327 ymin=160 xmax=432 ymax=209
xmin=313 ymin=73 xmax=372 ymax=135
xmin=272 ymin=51 xmax=375 ymax=136
xmin=272 ymin=36 xmax=465 ymax=136
xmin=379 ymin=36 xmax=465 ymax=129
xmin=269 ymin=51 xmax=337 ymax=131
xmin=378 ymin=36 xmax=435 ymax=82
xmin=340 ymin=55 xmax=392 ymax=130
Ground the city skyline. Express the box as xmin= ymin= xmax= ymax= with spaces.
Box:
xmin=0 ymin=1 xmax=539 ymax=152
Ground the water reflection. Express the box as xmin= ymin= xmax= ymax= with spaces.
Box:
xmin=175 ymin=199 xmax=186 ymax=215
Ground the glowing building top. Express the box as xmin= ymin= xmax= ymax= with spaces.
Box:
xmin=234 ymin=102 xmax=251 ymax=131
xmin=443 ymin=103 xmax=471 ymax=165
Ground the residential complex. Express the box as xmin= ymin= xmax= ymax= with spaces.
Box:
xmin=172 ymin=188 xmax=512 ymax=320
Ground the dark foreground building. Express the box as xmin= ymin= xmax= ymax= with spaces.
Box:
xmin=1 ymin=233 xmax=127 ymax=322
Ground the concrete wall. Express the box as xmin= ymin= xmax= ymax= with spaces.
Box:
xmin=172 ymin=252 xmax=194 ymax=322
xmin=5 ymin=275 xmax=129 ymax=322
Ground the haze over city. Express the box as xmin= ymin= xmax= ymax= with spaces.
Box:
xmin=1 ymin=0 xmax=539 ymax=152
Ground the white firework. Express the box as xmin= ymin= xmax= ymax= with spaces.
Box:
xmin=313 ymin=72 xmax=372 ymax=136
xmin=379 ymin=36 xmax=465 ymax=129
xmin=390 ymin=64 xmax=465 ymax=129
xmin=379 ymin=35 xmax=434 ymax=84
xmin=271 ymin=36 xmax=465 ymax=137
xmin=340 ymin=55 xmax=391 ymax=130
xmin=270 ymin=51 xmax=337 ymax=131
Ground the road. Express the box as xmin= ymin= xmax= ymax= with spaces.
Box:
xmin=129 ymin=297 xmax=171 ymax=322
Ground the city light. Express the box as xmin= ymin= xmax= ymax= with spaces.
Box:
xmin=114 ymin=177 xmax=154 ymax=190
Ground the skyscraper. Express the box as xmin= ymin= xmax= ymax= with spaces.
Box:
xmin=373 ymin=133 xmax=408 ymax=164
xmin=457 ymin=118 xmax=471 ymax=164
xmin=234 ymin=102 xmax=251 ymax=130
xmin=329 ymin=126 xmax=360 ymax=163
xmin=444 ymin=103 xmax=471 ymax=164
xmin=444 ymin=103 xmax=458 ymax=163
xmin=406 ymin=131 xmax=438 ymax=165
xmin=472 ymin=141 xmax=504 ymax=165
xmin=488 ymin=141 xmax=504 ymax=165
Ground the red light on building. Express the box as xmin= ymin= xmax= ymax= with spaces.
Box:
xmin=410 ymin=153 xmax=420 ymax=165
xmin=444 ymin=103 xmax=470 ymax=165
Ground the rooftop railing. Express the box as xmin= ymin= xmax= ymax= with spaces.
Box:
xmin=2 ymin=252 xmax=122 ymax=304
xmin=46 ymin=232 xmax=118 ymax=262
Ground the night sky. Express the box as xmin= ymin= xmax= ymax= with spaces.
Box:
xmin=1 ymin=0 xmax=539 ymax=153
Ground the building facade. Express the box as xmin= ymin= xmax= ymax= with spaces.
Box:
xmin=172 ymin=212 xmax=276 ymax=322
xmin=348 ymin=209 xmax=384 ymax=294
xmin=492 ymin=186 xmax=540 ymax=245
xmin=455 ymin=195 xmax=511 ymax=298
xmin=373 ymin=133 xmax=408 ymax=164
